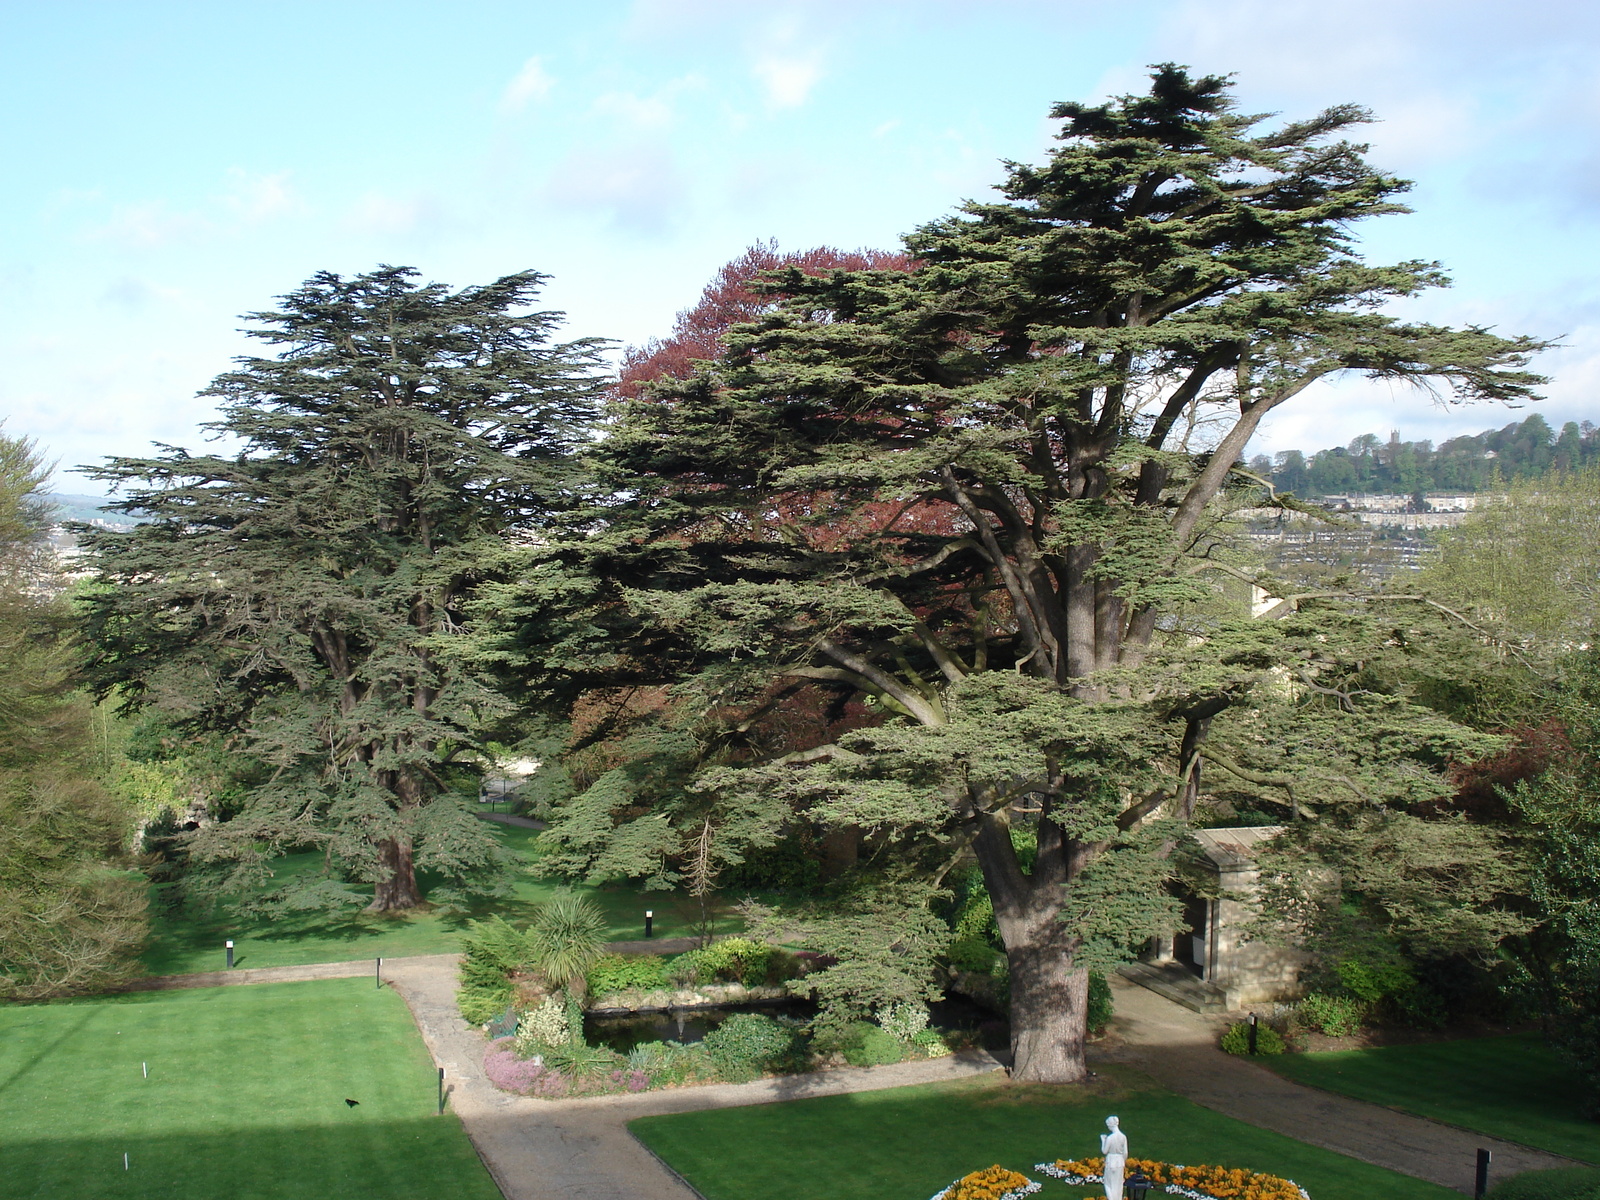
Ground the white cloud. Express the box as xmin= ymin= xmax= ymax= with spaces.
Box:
xmin=100 ymin=277 xmax=183 ymax=311
xmin=221 ymin=168 xmax=301 ymax=222
xmin=543 ymin=144 xmax=687 ymax=236
xmin=593 ymin=76 xmax=705 ymax=130
xmin=83 ymin=201 xmax=205 ymax=249
xmin=342 ymin=192 xmax=446 ymax=237
xmin=752 ymin=53 xmax=821 ymax=109
xmin=500 ymin=56 xmax=555 ymax=113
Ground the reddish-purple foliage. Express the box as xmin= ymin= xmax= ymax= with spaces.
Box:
xmin=610 ymin=1068 xmax=652 ymax=1093
xmin=483 ymin=1038 xmax=570 ymax=1097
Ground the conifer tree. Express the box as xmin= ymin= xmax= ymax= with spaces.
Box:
xmin=0 ymin=431 xmax=146 ymax=996
xmin=81 ymin=267 xmax=606 ymax=912
xmin=486 ymin=68 xmax=1546 ymax=1081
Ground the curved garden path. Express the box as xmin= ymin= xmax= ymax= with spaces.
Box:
xmin=128 ymin=954 xmax=1585 ymax=1198
xmin=1099 ymin=974 xmax=1579 ymax=1195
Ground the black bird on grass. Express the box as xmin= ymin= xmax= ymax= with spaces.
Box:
xmin=345 ymin=1099 xmax=359 ymax=1107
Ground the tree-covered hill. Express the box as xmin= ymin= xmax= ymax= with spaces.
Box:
xmin=1253 ymin=413 xmax=1595 ymax=497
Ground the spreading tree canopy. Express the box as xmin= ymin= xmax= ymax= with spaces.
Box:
xmin=82 ymin=266 xmax=607 ymax=912
xmin=483 ymin=67 xmax=1547 ymax=1081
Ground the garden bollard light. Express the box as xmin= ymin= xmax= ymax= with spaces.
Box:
xmin=645 ymin=910 xmax=654 ymax=938
xmin=1247 ymin=1012 xmax=1258 ymax=1055
xmin=1475 ymin=1148 xmax=1491 ymax=1198
xmin=438 ymin=1066 xmax=445 ymax=1115
xmin=376 ymin=957 xmax=382 ymax=988
xmin=225 ymin=940 xmax=234 ymax=969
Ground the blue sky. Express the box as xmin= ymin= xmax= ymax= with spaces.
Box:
xmin=5 ymin=0 xmax=1599 ymax=491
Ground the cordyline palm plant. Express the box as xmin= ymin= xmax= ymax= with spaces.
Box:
xmin=528 ymin=890 xmax=608 ymax=988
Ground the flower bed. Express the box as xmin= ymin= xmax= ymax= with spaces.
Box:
xmin=1036 ymin=1156 xmax=1309 ymax=1200
xmin=929 ymin=1165 xmax=1041 ymax=1200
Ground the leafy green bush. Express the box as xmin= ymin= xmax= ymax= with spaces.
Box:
xmin=814 ymin=1019 xmax=905 ymax=1067
xmin=457 ymin=915 xmax=534 ymax=1024
xmin=845 ymin=1024 xmax=905 ymax=1066
xmin=947 ymin=936 xmax=1001 ymax=973
xmin=1087 ymin=970 xmax=1113 ymax=1036
xmin=586 ymin=953 xmax=668 ymax=996
xmin=701 ymin=1012 xmax=796 ymax=1080
xmin=1299 ymin=991 xmax=1367 ymax=1037
xmin=514 ymin=996 xmax=570 ymax=1054
xmin=1485 ymin=1166 xmax=1600 ymax=1200
xmin=877 ymin=1002 xmax=930 ymax=1042
xmin=671 ymin=937 xmax=792 ymax=987
xmin=1220 ymin=1020 xmax=1286 ymax=1056
xmin=1334 ymin=956 xmax=1412 ymax=1003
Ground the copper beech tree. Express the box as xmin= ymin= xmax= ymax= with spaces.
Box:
xmin=485 ymin=68 xmax=1546 ymax=1082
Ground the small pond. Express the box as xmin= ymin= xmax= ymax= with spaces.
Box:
xmin=584 ymin=990 xmax=1008 ymax=1054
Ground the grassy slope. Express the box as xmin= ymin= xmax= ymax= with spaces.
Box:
xmin=1267 ymin=1033 xmax=1600 ymax=1164
xmin=142 ymin=822 xmax=739 ymax=975
xmin=630 ymin=1071 xmax=1462 ymax=1200
xmin=0 ymin=978 xmax=500 ymax=1200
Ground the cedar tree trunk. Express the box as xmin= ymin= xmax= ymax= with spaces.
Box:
xmin=369 ymin=836 xmax=422 ymax=912
xmin=974 ymin=810 xmax=1090 ymax=1083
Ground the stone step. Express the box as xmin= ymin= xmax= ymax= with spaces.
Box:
xmin=1118 ymin=961 xmax=1231 ymax=1014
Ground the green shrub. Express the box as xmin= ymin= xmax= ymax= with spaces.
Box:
xmin=514 ymin=995 xmax=571 ymax=1054
xmin=672 ymin=937 xmax=789 ymax=987
xmin=1220 ymin=1020 xmax=1286 ymax=1056
xmin=814 ymin=1019 xmax=905 ymax=1067
xmin=1335 ymin=956 xmax=1415 ymax=1004
xmin=845 ymin=1023 xmax=905 ymax=1066
xmin=1299 ymin=991 xmax=1367 ymax=1037
xmin=877 ymin=1002 xmax=930 ymax=1042
xmin=1087 ymin=970 xmax=1113 ymax=1036
xmin=947 ymin=936 xmax=1001 ymax=973
xmin=701 ymin=1013 xmax=796 ymax=1081
xmin=457 ymin=915 xmax=534 ymax=1024
xmin=1485 ymin=1167 xmax=1600 ymax=1200
xmin=586 ymin=953 xmax=669 ymax=997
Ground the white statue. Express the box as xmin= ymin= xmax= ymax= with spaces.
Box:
xmin=1100 ymin=1115 xmax=1128 ymax=1200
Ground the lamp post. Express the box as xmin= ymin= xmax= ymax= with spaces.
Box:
xmin=644 ymin=910 xmax=654 ymax=939
xmin=1126 ymin=1170 xmax=1152 ymax=1200
xmin=1248 ymin=1011 xmax=1259 ymax=1055
xmin=225 ymin=940 xmax=234 ymax=970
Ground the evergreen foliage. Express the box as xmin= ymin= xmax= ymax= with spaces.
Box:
xmin=79 ymin=266 xmax=607 ymax=912
xmin=479 ymin=69 xmax=1543 ymax=1081
xmin=0 ymin=431 xmax=147 ymax=998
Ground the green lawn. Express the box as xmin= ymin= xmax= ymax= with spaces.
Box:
xmin=630 ymin=1071 xmax=1463 ymax=1200
xmin=143 ymin=822 xmax=740 ymax=975
xmin=1267 ymin=1033 xmax=1600 ymax=1164
xmin=0 ymin=978 xmax=500 ymax=1200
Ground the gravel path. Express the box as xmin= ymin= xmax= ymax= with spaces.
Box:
xmin=1097 ymin=974 xmax=1581 ymax=1194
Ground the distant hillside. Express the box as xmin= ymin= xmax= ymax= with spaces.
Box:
xmin=35 ymin=493 xmax=144 ymax=526
xmin=1251 ymin=413 xmax=1598 ymax=497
